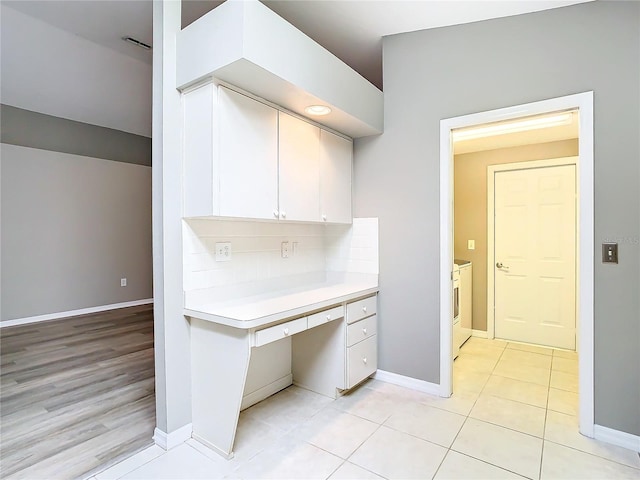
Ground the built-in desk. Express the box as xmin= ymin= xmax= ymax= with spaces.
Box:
xmin=185 ymin=275 xmax=379 ymax=458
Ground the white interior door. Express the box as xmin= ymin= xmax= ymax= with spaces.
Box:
xmin=494 ymin=165 xmax=576 ymax=349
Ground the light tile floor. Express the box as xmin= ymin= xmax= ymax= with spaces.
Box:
xmin=89 ymin=338 xmax=640 ymax=480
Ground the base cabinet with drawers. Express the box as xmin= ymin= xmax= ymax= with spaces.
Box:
xmin=344 ymin=296 xmax=378 ymax=388
xmin=290 ymin=294 xmax=378 ymax=397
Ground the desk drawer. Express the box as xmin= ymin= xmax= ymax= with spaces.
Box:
xmin=307 ymin=306 xmax=344 ymax=329
xmin=346 ymin=295 xmax=377 ymax=324
xmin=347 ymin=335 xmax=377 ymax=388
xmin=346 ymin=315 xmax=377 ymax=347
xmin=254 ymin=317 xmax=307 ymax=347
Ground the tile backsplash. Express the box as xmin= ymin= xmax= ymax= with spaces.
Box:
xmin=183 ymin=218 xmax=378 ymax=295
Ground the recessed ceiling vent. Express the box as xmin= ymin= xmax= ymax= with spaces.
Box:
xmin=122 ymin=36 xmax=152 ymax=50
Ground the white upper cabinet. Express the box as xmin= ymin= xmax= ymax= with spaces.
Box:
xmin=183 ymin=84 xmax=215 ymax=217
xmin=278 ymin=112 xmax=320 ymax=222
xmin=320 ymin=130 xmax=352 ymax=224
xmin=182 ymin=83 xmax=353 ymax=223
xmin=218 ymin=87 xmax=278 ymax=220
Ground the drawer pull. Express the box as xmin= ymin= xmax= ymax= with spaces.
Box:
xmin=273 ymin=210 xmax=279 ymax=218
xmin=281 ymin=211 xmax=287 ymax=219
xmin=283 ymin=327 xmax=289 ymax=336
xmin=362 ymin=357 xmax=368 ymax=364
xmin=362 ymin=306 xmax=367 ymax=313
xmin=326 ymin=315 xmax=331 ymax=321
xmin=322 ymin=214 xmax=327 ymax=221
xmin=363 ymin=328 xmax=367 ymax=335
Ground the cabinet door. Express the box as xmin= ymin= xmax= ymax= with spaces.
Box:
xmin=319 ymin=130 xmax=352 ymax=224
xmin=218 ymin=86 xmax=278 ymax=220
xmin=278 ymin=112 xmax=320 ymax=222
xmin=183 ymin=83 xmax=215 ymax=217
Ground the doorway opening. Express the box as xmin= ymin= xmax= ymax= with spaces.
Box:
xmin=439 ymin=92 xmax=594 ymax=437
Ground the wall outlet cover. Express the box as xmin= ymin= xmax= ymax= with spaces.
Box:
xmin=468 ymin=240 xmax=475 ymax=250
xmin=120 ymin=278 xmax=127 ymax=287
xmin=281 ymin=241 xmax=290 ymax=258
xmin=215 ymin=242 xmax=232 ymax=262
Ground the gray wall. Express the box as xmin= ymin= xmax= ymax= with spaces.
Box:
xmin=354 ymin=1 xmax=639 ymax=435
xmin=1 ymin=109 xmax=153 ymax=321
xmin=1 ymin=105 xmax=152 ymax=167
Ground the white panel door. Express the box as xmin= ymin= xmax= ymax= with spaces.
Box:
xmin=319 ymin=130 xmax=352 ymax=224
xmin=278 ymin=112 xmax=320 ymax=222
xmin=494 ymin=165 xmax=576 ymax=349
xmin=218 ymin=86 xmax=279 ymax=220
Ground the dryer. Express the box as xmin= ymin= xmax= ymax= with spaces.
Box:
xmin=454 ymin=259 xmax=473 ymax=352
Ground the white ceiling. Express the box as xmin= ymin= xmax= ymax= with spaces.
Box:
xmin=5 ymin=0 xmax=592 ymax=90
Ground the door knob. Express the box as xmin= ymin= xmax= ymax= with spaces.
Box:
xmin=496 ymin=262 xmax=510 ymax=270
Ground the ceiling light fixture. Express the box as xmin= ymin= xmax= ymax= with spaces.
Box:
xmin=122 ymin=36 xmax=152 ymax=50
xmin=305 ymin=105 xmax=332 ymax=116
xmin=452 ymin=112 xmax=573 ymax=141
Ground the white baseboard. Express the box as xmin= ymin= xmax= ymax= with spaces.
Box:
xmin=0 ymin=298 xmax=154 ymax=328
xmin=241 ymin=374 xmax=293 ymax=410
xmin=471 ymin=329 xmax=488 ymax=338
xmin=374 ymin=369 xmax=441 ymax=396
xmin=153 ymin=423 xmax=193 ymax=451
xmin=594 ymin=424 xmax=640 ymax=452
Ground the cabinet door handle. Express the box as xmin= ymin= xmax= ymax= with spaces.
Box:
xmin=283 ymin=327 xmax=289 ymax=336
xmin=362 ymin=306 xmax=367 ymax=313
xmin=362 ymin=357 xmax=367 ymax=364
xmin=322 ymin=214 xmax=327 ymax=221
xmin=363 ymin=328 xmax=367 ymax=335
xmin=280 ymin=211 xmax=287 ymax=219
xmin=273 ymin=210 xmax=279 ymax=218
xmin=326 ymin=315 xmax=331 ymax=321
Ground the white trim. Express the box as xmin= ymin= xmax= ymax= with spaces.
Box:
xmin=374 ymin=369 xmax=442 ymax=396
xmin=594 ymin=425 xmax=640 ymax=453
xmin=244 ymin=374 xmax=292 ymax=410
xmin=153 ymin=423 xmax=193 ymax=451
xmin=486 ymin=157 xmax=578 ymax=343
xmin=471 ymin=329 xmax=488 ymax=339
xmin=439 ymin=120 xmax=454 ymax=398
xmin=440 ymin=91 xmax=595 ymax=436
xmin=0 ymin=298 xmax=154 ymax=328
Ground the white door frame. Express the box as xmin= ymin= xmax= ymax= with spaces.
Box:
xmin=439 ymin=92 xmax=594 ymax=438
xmin=487 ymin=157 xmax=578 ymax=341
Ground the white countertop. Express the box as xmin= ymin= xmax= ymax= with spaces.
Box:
xmin=184 ymin=275 xmax=378 ymax=329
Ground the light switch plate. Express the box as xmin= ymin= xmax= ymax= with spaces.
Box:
xmin=215 ymin=242 xmax=232 ymax=262
xmin=602 ymin=242 xmax=618 ymax=264
xmin=468 ymin=240 xmax=475 ymax=250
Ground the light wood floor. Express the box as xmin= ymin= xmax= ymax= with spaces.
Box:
xmin=0 ymin=305 xmax=155 ymax=479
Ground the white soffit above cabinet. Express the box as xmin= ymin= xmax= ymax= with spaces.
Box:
xmin=176 ymin=0 xmax=383 ymax=138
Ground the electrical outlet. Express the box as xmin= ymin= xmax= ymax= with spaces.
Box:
xmin=215 ymin=242 xmax=232 ymax=262
xmin=281 ymin=241 xmax=290 ymax=258
xmin=120 ymin=278 xmax=127 ymax=287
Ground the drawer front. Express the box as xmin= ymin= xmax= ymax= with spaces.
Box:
xmin=346 ymin=295 xmax=377 ymax=324
xmin=308 ymin=306 xmax=344 ymax=329
xmin=347 ymin=335 xmax=377 ymax=388
xmin=346 ymin=315 xmax=377 ymax=347
xmin=254 ymin=317 xmax=307 ymax=347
